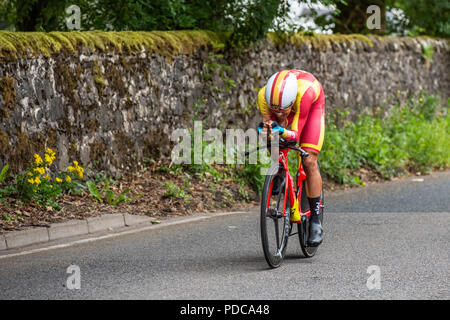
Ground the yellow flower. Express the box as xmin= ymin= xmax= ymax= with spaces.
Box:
xmin=28 ymin=178 xmax=35 ymax=184
xmin=419 ymin=97 xmax=423 ymax=102
xmin=34 ymin=177 xmax=41 ymax=185
xmin=69 ymin=161 xmax=84 ymax=179
xmin=77 ymin=167 xmax=84 ymax=179
xmin=50 ymin=185 xmax=53 ymax=188
xmin=34 ymin=154 xmax=43 ymax=166
xmin=44 ymin=174 xmax=51 ymax=180
xmin=65 ymin=176 xmax=71 ymax=183
xmin=34 ymin=167 xmax=45 ymax=175
xmin=56 ymin=177 xmax=62 ymax=183
xmin=45 ymin=154 xmax=54 ymax=165
xmin=397 ymin=90 xmax=400 ymax=94
xmin=44 ymin=148 xmax=56 ymax=165
xmin=27 ymin=172 xmax=33 ymax=176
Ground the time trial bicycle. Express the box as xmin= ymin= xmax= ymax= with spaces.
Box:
xmin=247 ymin=138 xmax=324 ymax=268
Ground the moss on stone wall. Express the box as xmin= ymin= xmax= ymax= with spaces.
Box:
xmin=67 ymin=141 xmax=78 ymax=161
xmin=93 ymin=60 xmax=106 ymax=96
xmin=271 ymin=33 xmax=375 ymax=50
xmin=0 ymin=129 xmax=11 ymax=156
xmin=84 ymin=118 xmax=99 ymax=134
xmin=0 ymin=30 xmax=225 ymax=61
xmin=106 ymin=63 xmax=127 ymax=97
xmin=53 ymin=60 xmax=77 ymax=99
xmin=89 ymin=140 xmax=106 ymax=169
xmin=270 ymin=32 xmax=449 ymax=51
xmin=1 ymin=30 xmax=445 ymax=62
xmin=0 ymin=75 xmax=16 ymax=118
xmin=10 ymin=131 xmax=43 ymax=171
xmin=114 ymin=130 xmax=134 ymax=164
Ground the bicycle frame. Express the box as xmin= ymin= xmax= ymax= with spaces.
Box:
xmin=267 ymin=148 xmax=311 ymax=222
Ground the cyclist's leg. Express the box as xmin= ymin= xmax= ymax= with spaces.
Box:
xmin=302 ymin=150 xmax=321 ymax=198
xmin=299 ymin=90 xmax=325 ymax=246
xmin=299 ymin=89 xmax=325 ymax=198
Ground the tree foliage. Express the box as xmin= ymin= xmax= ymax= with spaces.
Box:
xmin=386 ymin=0 xmax=450 ymax=37
xmin=0 ymin=0 xmax=294 ymax=48
xmin=0 ymin=0 xmax=448 ymax=45
xmin=311 ymin=0 xmax=449 ymax=37
xmin=0 ymin=0 xmax=68 ymax=31
xmin=332 ymin=0 xmax=386 ymax=34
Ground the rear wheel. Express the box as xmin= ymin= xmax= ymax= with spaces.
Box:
xmin=298 ymin=165 xmax=324 ymax=258
xmin=260 ymin=163 xmax=291 ymax=268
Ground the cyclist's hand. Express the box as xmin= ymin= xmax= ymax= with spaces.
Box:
xmin=258 ymin=121 xmax=284 ymax=140
xmin=257 ymin=121 xmax=270 ymax=135
xmin=270 ymin=121 xmax=285 ymax=134
xmin=258 ymin=121 xmax=272 ymax=138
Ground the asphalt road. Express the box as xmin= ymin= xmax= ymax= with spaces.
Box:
xmin=0 ymin=171 xmax=449 ymax=300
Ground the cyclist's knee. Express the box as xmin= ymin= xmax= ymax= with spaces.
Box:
xmin=302 ymin=152 xmax=319 ymax=174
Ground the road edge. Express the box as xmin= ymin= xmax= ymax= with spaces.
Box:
xmin=2 ymin=170 xmax=448 ymax=254
xmin=0 ymin=209 xmax=255 ymax=255
xmin=1 ymin=212 xmax=159 ymax=251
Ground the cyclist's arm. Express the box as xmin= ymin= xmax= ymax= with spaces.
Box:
xmin=257 ymin=86 xmax=272 ymax=122
xmin=280 ymin=112 xmax=300 ymax=141
xmin=280 ymin=96 xmax=301 ymax=141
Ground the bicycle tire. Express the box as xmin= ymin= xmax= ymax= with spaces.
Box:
xmin=298 ymin=164 xmax=324 ymax=258
xmin=260 ymin=163 xmax=291 ymax=268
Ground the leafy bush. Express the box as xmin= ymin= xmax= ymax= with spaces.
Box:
xmin=163 ymin=182 xmax=186 ymax=199
xmin=86 ymin=178 xmax=134 ymax=205
xmin=320 ymin=93 xmax=449 ymax=184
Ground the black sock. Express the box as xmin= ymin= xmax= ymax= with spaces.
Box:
xmin=308 ymin=196 xmax=321 ymax=223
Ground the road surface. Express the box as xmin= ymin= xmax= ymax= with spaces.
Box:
xmin=0 ymin=171 xmax=449 ymax=299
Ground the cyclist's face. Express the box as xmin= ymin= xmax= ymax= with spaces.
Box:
xmin=272 ymin=105 xmax=292 ymax=117
xmin=270 ymin=101 xmax=293 ymax=114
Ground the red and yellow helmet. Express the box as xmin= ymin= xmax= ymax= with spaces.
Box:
xmin=264 ymin=70 xmax=298 ymax=110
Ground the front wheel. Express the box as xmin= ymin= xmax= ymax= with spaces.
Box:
xmin=260 ymin=163 xmax=291 ymax=268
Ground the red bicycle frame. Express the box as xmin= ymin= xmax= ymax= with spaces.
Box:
xmin=267 ymin=148 xmax=311 ymax=221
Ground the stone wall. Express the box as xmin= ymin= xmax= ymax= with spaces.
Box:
xmin=0 ymin=31 xmax=449 ymax=174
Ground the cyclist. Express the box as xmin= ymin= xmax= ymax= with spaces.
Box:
xmin=257 ymin=69 xmax=325 ymax=246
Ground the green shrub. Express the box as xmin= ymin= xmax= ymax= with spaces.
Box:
xmin=86 ymin=178 xmax=134 ymax=205
xmin=321 ymin=93 xmax=449 ymax=184
xmin=163 ymin=182 xmax=186 ymax=199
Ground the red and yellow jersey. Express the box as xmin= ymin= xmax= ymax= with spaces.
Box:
xmin=257 ymin=69 xmax=326 ymax=153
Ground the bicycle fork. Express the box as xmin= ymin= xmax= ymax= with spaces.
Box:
xmin=275 ymin=217 xmax=291 ymax=258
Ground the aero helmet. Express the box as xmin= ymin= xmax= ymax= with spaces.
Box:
xmin=265 ymin=70 xmax=298 ymax=110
